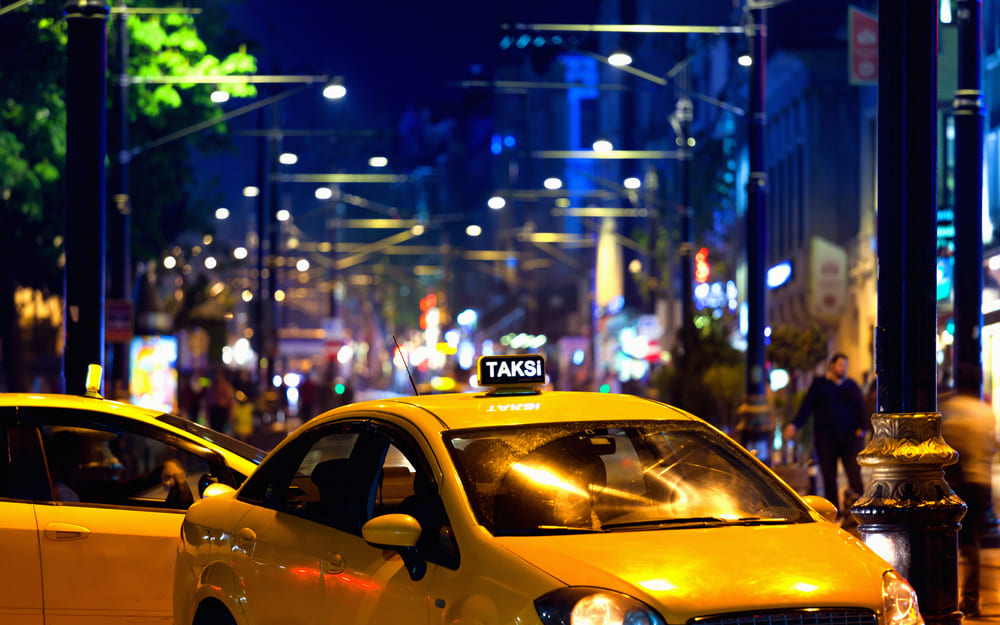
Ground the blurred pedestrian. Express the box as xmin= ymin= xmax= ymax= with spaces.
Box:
xmin=940 ymin=389 xmax=999 ymax=618
xmin=204 ymin=368 xmax=235 ymax=433
xmin=783 ymin=353 xmax=867 ymax=511
xmin=178 ymin=372 xmax=204 ymax=422
xmin=298 ymin=373 xmax=318 ymax=421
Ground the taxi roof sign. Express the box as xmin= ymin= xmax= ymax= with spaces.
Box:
xmin=476 ymin=354 xmax=545 ymax=393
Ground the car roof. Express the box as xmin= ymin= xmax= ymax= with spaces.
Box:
xmin=0 ymin=392 xmax=264 ymax=468
xmin=319 ymin=390 xmax=701 ymax=433
xmin=0 ymin=392 xmax=165 ymax=419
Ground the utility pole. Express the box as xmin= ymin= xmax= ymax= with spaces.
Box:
xmin=851 ymin=3 xmax=965 ymax=625
xmin=253 ymin=100 xmax=268 ymax=391
xmin=644 ymin=166 xmax=660 ymax=316
xmin=672 ymin=89 xmax=695 ymax=356
xmin=108 ymin=0 xmax=131 ymax=398
xmin=266 ymin=97 xmax=282 ymax=387
xmin=63 ymin=0 xmax=109 ymax=394
xmin=736 ymin=3 xmax=773 ymax=465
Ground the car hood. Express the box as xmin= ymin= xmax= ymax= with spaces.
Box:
xmin=496 ymin=521 xmax=890 ymax=620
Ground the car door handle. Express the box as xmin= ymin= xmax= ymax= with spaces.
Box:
xmin=235 ymin=527 xmax=256 ymax=550
xmin=44 ymin=522 xmax=91 ymax=541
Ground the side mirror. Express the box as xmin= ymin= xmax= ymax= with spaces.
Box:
xmin=802 ymin=495 xmax=839 ymax=523
xmin=202 ymin=483 xmax=237 ymax=498
xmin=362 ymin=513 xmax=422 ymax=548
xmin=197 ymin=473 xmax=219 ymax=497
xmin=362 ymin=513 xmax=426 ymax=581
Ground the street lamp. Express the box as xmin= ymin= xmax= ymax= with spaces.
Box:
xmin=607 ymin=50 xmax=633 ymax=67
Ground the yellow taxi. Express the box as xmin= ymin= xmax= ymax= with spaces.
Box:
xmin=1 ymin=375 xmax=265 ymax=625
xmin=174 ymin=355 xmax=922 ymax=625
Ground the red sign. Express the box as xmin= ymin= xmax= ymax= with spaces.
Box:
xmin=106 ymin=299 xmax=134 ymax=344
xmin=849 ymin=6 xmax=878 ymax=85
xmin=324 ymin=339 xmax=343 ymax=361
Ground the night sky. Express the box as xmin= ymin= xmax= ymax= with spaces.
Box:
xmin=193 ymin=0 xmax=611 ymax=244
xmin=192 ymin=0 xmax=796 ymax=247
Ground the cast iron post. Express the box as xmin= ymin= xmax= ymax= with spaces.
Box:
xmin=63 ymin=0 xmax=109 ymax=394
xmin=952 ymin=0 xmax=984 ymax=398
xmin=736 ymin=4 xmax=773 ymax=464
xmin=850 ymin=3 xmax=965 ymax=625
xmin=952 ymin=0 xmax=996 ymax=560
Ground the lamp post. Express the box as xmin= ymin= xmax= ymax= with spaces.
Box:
xmin=952 ymin=0 xmax=984 ymax=398
xmin=735 ymin=3 xmax=773 ymax=464
xmin=672 ymin=93 xmax=696 ymax=359
xmin=63 ymin=0 xmax=109 ymax=394
xmin=850 ymin=4 xmax=964 ymax=625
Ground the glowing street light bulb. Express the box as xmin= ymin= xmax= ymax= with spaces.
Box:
xmin=315 ymin=187 xmax=333 ymax=200
xmin=543 ymin=177 xmax=563 ymax=190
xmin=296 ymin=259 xmax=310 ymax=272
xmin=624 ymin=177 xmax=642 ymax=189
xmin=210 ymin=90 xmax=229 ymax=103
xmin=323 ymin=84 xmax=347 ymax=99
xmin=593 ymin=139 xmax=613 ymax=153
xmin=279 ymin=152 xmax=298 ymax=165
xmin=466 ymin=224 xmax=482 ymax=237
xmin=241 ymin=290 xmax=253 ymax=302
xmin=738 ymin=54 xmax=752 ymax=67
xmin=276 ymin=209 xmax=291 ymax=222
xmin=233 ymin=246 xmax=248 ymax=260
xmin=163 ymin=256 xmax=177 ymax=270
xmin=215 ymin=207 xmax=230 ymax=220
xmin=204 ymin=256 xmax=217 ymax=270
xmin=608 ymin=51 xmax=632 ymax=67
xmin=488 ymin=196 xmax=506 ymax=209
xmin=243 ymin=186 xmax=259 ymax=197
xmin=368 ymin=156 xmax=388 ymax=168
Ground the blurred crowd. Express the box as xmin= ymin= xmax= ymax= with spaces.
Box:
xmin=177 ymin=367 xmax=354 ymax=442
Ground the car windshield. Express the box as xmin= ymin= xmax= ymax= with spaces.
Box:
xmin=156 ymin=414 xmax=267 ymax=464
xmin=446 ymin=420 xmax=812 ymax=536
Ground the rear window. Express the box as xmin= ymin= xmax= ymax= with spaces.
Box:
xmin=156 ymin=414 xmax=267 ymax=464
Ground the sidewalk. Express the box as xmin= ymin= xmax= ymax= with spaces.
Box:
xmin=791 ymin=455 xmax=1000 ymax=622
xmin=968 ymin=548 xmax=1000 ymax=622
xmin=965 ymin=461 xmax=1000 ymax=622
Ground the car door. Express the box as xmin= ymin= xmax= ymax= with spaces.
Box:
xmin=230 ymin=421 xmax=364 ymax=624
xmin=0 ymin=417 xmax=47 ymax=625
xmin=24 ymin=407 xmax=230 ymax=625
xmin=232 ymin=417 xmax=457 ymax=624
xmin=319 ymin=421 xmax=458 ymax=624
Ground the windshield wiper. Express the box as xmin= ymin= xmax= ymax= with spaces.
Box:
xmin=601 ymin=516 xmax=790 ymax=530
xmin=496 ymin=525 xmax=606 ymax=536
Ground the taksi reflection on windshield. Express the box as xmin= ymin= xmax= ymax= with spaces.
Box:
xmin=446 ymin=421 xmax=811 ymax=536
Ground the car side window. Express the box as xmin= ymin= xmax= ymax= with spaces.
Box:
xmin=39 ymin=424 xmax=211 ymax=510
xmin=369 ymin=428 xmax=459 ymax=569
xmin=276 ymin=429 xmax=365 ymax=532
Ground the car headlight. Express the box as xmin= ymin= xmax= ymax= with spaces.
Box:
xmin=882 ymin=570 xmax=923 ymax=625
xmin=535 ymin=587 xmax=666 ymax=625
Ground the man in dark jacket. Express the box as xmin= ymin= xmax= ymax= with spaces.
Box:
xmin=783 ymin=353 xmax=867 ymax=509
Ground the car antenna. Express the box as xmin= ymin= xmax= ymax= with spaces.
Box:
xmin=392 ymin=335 xmax=420 ymax=396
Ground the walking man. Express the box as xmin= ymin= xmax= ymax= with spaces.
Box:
xmin=783 ymin=353 xmax=867 ymax=510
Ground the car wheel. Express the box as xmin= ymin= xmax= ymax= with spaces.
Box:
xmin=193 ymin=599 xmax=237 ymax=625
